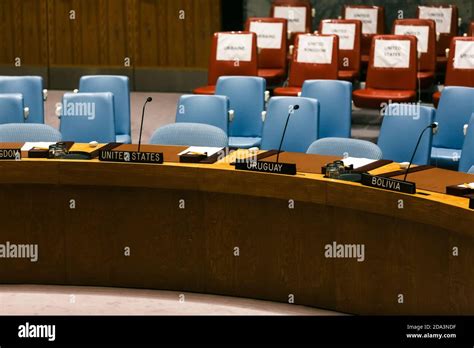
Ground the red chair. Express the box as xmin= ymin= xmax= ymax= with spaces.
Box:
xmin=353 ymin=35 xmax=417 ymax=109
xmin=343 ymin=5 xmax=385 ymax=67
xmin=469 ymin=21 xmax=474 ymax=36
xmin=193 ymin=32 xmax=258 ymax=95
xmin=432 ymin=37 xmax=474 ymax=107
xmin=246 ymin=17 xmax=288 ymax=85
xmin=274 ymin=34 xmax=339 ymax=96
xmin=319 ymin=19 xmax=361 ymax=82
xmin=417 ymin=5 xmax=458 ymax=69
xmin=270 ymin=0 xmax=313 ymax=45
xmin=393 ymin=19 xmax=436 ymax=89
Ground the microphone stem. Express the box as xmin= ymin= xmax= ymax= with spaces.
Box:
xmin=276 ymin=111 xmax=293 ymax=163
xmin=403 ymin=125 xmax=430 ymax=181
xmin=138 ymin=101 xmax=148 ymax=152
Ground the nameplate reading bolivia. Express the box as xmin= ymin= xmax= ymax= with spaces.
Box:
xmin=361 ymin=173 xmax=416 ymax=194
xmin=99 ymin=150 xmax=163 ymax=164
xmin=0 ymin=149 xmax=21 ymax=160
xmin=235 ymin=160 xmax=297 ymax=175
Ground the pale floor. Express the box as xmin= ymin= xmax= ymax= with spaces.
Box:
xmin=0 ymin=285 xmax=343 ymax=316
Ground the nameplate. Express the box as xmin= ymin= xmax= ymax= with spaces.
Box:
xmin=235 ymin=160 xmax=296 ymax=175
xmin=468 ymin=194 xmax=474 ymax=209
xmin=99 ymin=150 xmax=163 ymax=164
xmin=0 ymin=148 xmax=21 ymax=160
xmin=361 ymin=174 xmax=416 ymax=194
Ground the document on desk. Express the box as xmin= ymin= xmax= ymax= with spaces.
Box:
xmin=178 ymin=146 xmax=224 ymax=157
xmin=21 ymin=142 xmax=56 ymax=151
xmin=342 ymin=157 xmax=376 ymax=169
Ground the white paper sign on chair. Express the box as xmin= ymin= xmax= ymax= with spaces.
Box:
xmin=321 ymin=23 xmax=356 ymax=50
xmin=249 ymin=22 xmax=283 ymax=49
xmin=345 ymin=8 xmax=378 ymax=34
xmin=394 ymin=25 xmax=429 ymax=53
xmin=373 ymin=39 xmax=411 ymax=68
xmin=418 ymin=7 xmax=452 ymax=34
xmin=274 ymin=6 xmax=306 ymax=33
xmin=216 ymin=33 xmax=253 ymax=62
xmin=297 ymin=35 xmax=334 ymax=64
xmin=453 ymin=41 xmax=474 ymax=69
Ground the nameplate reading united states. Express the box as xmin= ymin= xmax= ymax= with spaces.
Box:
xmin=361 ymin=173 xmax=416 ymax=194
xmin=235 ymin=160 xmax=296 ymax=175
xmin=0 ymin=149 xmax=21 ymax=160
xmin=99 ymin=150 xmax=163 ymax=164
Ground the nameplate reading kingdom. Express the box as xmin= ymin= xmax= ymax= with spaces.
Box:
xmin=99 ymin=150 xmax=163 ymax=164
xmin=361 ymin=173 xmax=416 ymax=194
xmin=0 ymin=149 xmax=21 ymax=160
xmin=235 ymin=160 xmax=296 ymax=175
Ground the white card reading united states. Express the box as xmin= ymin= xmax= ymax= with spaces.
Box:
xmin=394 ymin=25 xmax=429 ymax=53
xmin=418 ymin=6 xmax=452 ymax=34
xmin=216 ymin=33 xmax=253 ymax=62
xmin=249 ymin=21 xmax=283 ymax=49
xmin=345 ymin=8 xmax=378 ymax=34
xmin=454 ymin=41 xmax=474 ymax=69
xmin=373 ymin=39 xmax=411 ymax=68
xmin=321 ymin=23 xmax=356 ymax=50
xmin=273 ymin=6 xmax=306 ymax=33
xmin=297 ymin=35 xmax=334 ymax=64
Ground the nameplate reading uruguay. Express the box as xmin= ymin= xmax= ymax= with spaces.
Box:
xmin=361 ymin=173 xmax=416 ymax=194
xmin=0 ymin=148 xmax=21 ymax=160
xmin=235 ymin=160 xmax=296 ymax=175
xmin=99 ymin=150 xmax=163 ymax=164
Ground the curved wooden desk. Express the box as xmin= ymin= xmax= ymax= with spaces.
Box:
xmin=0 ymin=148 xmax=473 ymax=315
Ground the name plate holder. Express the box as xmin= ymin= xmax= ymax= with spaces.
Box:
xmin=99 ymin=147 xmax=163 ymax=164
xmin=469 ymin=195 xmax=474 ymax=210
xmin=361 ymin=173 xmax=416 ymax=194
xmin=235 ymin=160 xmax=296 ymax=175
xmin=0 ymin=148 xmax=21 ymax=160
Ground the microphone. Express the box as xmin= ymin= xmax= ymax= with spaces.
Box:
xmin=138 ymin=97 xmax=153 ymax=152
xmin=403 ymin=123 xmax=438 ymax=181
xmin=276 ymin=104 xmax=299 ymax=163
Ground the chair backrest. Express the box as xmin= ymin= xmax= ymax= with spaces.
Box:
xmin=393 ymin=19 xmax=436 ymax=73
xmin=343 ymin=5 xmax=385 ymax=57
xmin=378 ymin=104 xmax=435 ymax=165
xmin=366 ymin=35 xmax=417 ymax=90
xmin=207 ymin=32 xmax=258 ymax=86
xmin=0 ymin=94 xmax=24 ymax=124
xmin=468 ymin=166 xmax=474 ymax=174
xmin=459 ymin=115 xmax=474 ymax=172
xmin=0 ymin=123 xmax=61 ymax=142
xmin=469 ymin=22 xmax=474 ymax=36
xmin=319 ymin=19 xmax=361 ymax=73
xmin=150 ymin=123 xmax=228 ymax=148
xmin=417 ymin=5 xmax=458 ymax=56
xmin=60 ymin=92 xmax=116 ymax=143
xmin=0 ymin=76 xmax=44 ymax=124
xmin=246 ymin=17 xmax=287 ymax=70
xmin=270 ymin=0 xmax=312 ymax=37
xmin=261 ymin=96 xmax=319 ymax=152
xmin=306 ymin=137 xmax=383 ymax=160
xmin=215 ymin=76 xmax=265 ymax=138
xmin=433 ymin=87 xmax=474 ymax=150
xmin=79 ymin=75 xmax=131 ymax=141
xmin=288 ymin=33 xmax=339 ymax=87
xmin=175 ymin=95 xmax=230 ymax=134
xmin=445 ymin=37 xmax=474 ymax=88
xmin=301 ymin=80 xmax=352 ymax=138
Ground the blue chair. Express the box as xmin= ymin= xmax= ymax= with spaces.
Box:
xmin=79 ymin=75 xmax=131 ymax=143
xmin=459 ymin=115 xmax=474 ymax=173
xmin=260 ymin=97 xmax=319 ymax=153
xmin=468 ymin=166 xmax=474 ymax=174
xmin=0 ymin=94 xmax=25 ymax=124
xmin=150 ymin=123 xmax=228 ymax=147
xmin=0 ymin=123 xmax=61 ymax=142
xmin=307 ymin=138 xmax=383 ymax=159
xmin=431 ymin=87 xmax=474 ymax=170
xmin=175 ymin=95 xmax=230 ymax=134
xmin=215 ymin=76 xmax=265 ymax=148
xmin=301 ymin=80 xmax=352 ymax=138
xmin=59 ymin=93 xmax=116 ymax=143
xmin=378 ymin=104 xmax=436 ymax=165
xmin=0 ymin=76 xmax=45 ymax=124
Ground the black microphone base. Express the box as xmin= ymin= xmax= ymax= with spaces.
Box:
xmin=235 ymin=160 xmax=296 ymax=175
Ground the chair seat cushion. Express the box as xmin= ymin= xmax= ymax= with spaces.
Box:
xmin=229 ymin=136 xmax=262 ymax=149
xmin=431 ymin=147 xmax=462 ymax=170
xmin=193 ymin=85 xmax=216 ymax=95
xmin=353 ymin=88 xmax=416 ymax=109
xmin=338 ymin=70 xmax=359 ymax=81
xmin=432 ymin=90 xmax=441 ymax=108
xmin=273 ymin=86 xmax=301 ymax=96
xmin=258 ymin=68 xmax=286 ymax=81
xmin=417 ymin=71 xmax=435 ymax=89
xmin=116 ymin=134 xmax=132 ymax=144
